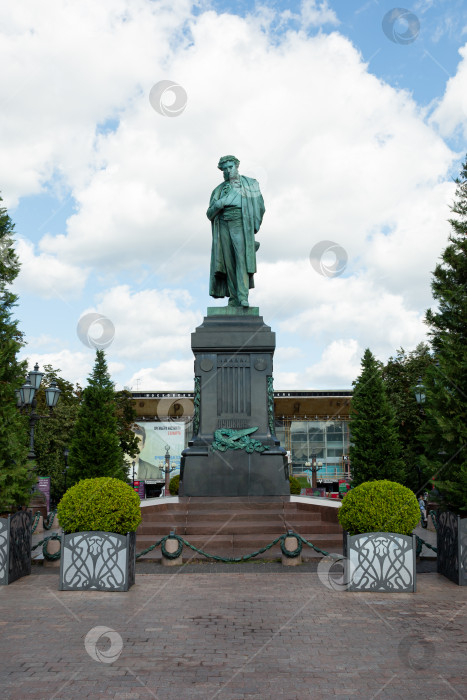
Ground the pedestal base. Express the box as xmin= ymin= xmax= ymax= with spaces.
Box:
xmin=180 ymin=311 xmax=290 ymax=498
xmin=180 ymin=443 xmax=289 ymax=497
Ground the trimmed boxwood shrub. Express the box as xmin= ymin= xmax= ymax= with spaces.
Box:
xmin=169 ymin=474 xmax=180 ymax=495
xmin=338 ymin=480 xmax=420 ymax=535
xmin=57 ymin=477 xmax=142 ymax=535
xmin=289 ymin=476 xmax=301 ymax=495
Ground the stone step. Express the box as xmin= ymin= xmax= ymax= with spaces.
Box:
xmin=137 ymin=520 xmax=340 ymax=536
xmin=140 ymin=510 xmax=322 ymax=524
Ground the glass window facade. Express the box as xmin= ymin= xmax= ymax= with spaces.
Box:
xmin=275 ymin=419 xmax=350 ymax=480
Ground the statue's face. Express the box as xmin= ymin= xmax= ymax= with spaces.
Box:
xmin=220 ymin=161 xmax=238 ymax=181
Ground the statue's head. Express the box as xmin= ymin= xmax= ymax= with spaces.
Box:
xmin=218 ymin=155 xmax=239 ymax=180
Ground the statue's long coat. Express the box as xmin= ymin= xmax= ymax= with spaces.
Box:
xmin=207 ymin=176 xmax=265 ymax=299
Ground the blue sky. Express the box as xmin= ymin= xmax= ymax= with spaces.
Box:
xmin=2 ymin=0 xmax=467 ymax=390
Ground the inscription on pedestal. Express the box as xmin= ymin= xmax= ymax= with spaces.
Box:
xmin=217 ymin=419 xmax=249 ymax=429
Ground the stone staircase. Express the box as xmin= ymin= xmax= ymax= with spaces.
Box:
xmin=136 ymin=496 xmax=343 ymax=562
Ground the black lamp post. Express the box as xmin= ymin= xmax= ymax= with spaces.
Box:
xmin=305 ymin=454 xmax=323 ymax=489
xmin=17 ymin=363 xmax=61 ymax=460
xmin=413 ymin=376 xmax=426 ymax=490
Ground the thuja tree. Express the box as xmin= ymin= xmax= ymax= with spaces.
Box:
xmin=350 ymin=348 xmax=405 ymax=486
xmin=0 ymin=196 xmax=34 ymax=511
xmin=383 ymin=344 xmax=432 ymax=492
xmin=67 ymin=350 xmax=127 ymax=484
xmin=422 ymin=157 xmax=467 ymax=512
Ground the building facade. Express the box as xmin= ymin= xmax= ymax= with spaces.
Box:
xmin=131 ymin=389 xmax=352 ymax=491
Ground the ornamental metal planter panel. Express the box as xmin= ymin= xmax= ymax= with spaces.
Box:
xmin=0 ymin=510 xmax=33 ymax=585
xmin=59 ymin=531 xmax=136 ymax=591
xmin=344 ymin=532 xmax=416 ymax=593
xmin=437 ymin=512 xmax=467 ymax=586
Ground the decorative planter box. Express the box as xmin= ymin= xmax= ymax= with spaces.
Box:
xmin=0 ymin=510 xmax=32 ymax=585
xmin=437 ymin=512 xmax=467 ymax=586
xmin=343 ymin=532 xmax=416 ymax=592
xmin=59 ymin=531 xmax=136 ymax=591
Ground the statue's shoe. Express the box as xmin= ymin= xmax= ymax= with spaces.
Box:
xmin=241 ymin=300 xmax=249 ymax=307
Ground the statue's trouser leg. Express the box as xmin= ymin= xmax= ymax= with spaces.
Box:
xmin=219 ymin=219 xmax=249 ymax=304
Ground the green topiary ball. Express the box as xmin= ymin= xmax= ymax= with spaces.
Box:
xmin=57 ymin=477 xmax=142 ymax=535
xmin=289 ymin=476 xmax=301 ymax=495
xmin=337 ymin=480 xmax=420 ymax=535
xmin=169 ymin=474 xmax=180 ymax=495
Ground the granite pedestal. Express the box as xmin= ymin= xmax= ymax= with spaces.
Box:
xmin=180 ymin=308 xmax=289 ymax=497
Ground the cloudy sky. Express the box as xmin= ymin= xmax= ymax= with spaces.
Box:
xmin=3 ymin=0 xmax=467 ymax=390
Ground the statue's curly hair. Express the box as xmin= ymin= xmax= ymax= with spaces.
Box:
xmin=218 ymin=155 xmax=240 ymax=169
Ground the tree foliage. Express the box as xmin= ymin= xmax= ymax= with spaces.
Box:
xmin=422 ymin=157 xmax=467 ymax=512
xmin=382 ymin=344 xmax=432 ymax=492
xmin=67 ymin=350 xmax=127 ymax=484
xmin=33 ymin=366 xmax=81 ymax=506
xmin=350 ymin=348 xmax=405 ymax=486
xmin=0 ymin=196 xmax=34 ymax=511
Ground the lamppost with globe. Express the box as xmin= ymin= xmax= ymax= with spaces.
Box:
xmin=159 ymin=444 xmax=177 ymax=495
xmin=16 ymin=363 xmax=61 ymax=460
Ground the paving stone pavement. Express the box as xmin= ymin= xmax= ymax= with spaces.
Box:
xmin=0 ymin=569 xmax=465 ymax=700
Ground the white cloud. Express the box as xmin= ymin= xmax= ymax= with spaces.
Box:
xmin=14 ymin=239 xmax=87 ymax=299
xmin=19 ymin=349 xmax=94 ymax=388
xmin=80 ymin=284 xmax=201 ymax=362
xmin=300 ymin=0 xmax=339 ymax=28
xmin=431 ymin=42 xmax=467 ymax=138
xmin=303 ymin=339 xmax=362 ymax=388
xmin=127 ymin=359 xmax=194 ymax=391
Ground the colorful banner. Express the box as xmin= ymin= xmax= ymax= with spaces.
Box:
xmin=133 ymin=422 xmax=185 ymax=481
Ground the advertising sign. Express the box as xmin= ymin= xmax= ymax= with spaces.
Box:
xmin=132 ymin=480 xmax=146 ymax=499
xmin=37 ymin=477 xmax=51 ymax=512
xmin=133 ymin=422 xmax=185 ymax=481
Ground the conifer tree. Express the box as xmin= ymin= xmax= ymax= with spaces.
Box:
xmin=422 ymin=157 xmax=467 ymax=512
xmin=67 ymin=350 xmax=127 ymax=484
xmin=0 ymin=196 xmax=34 ymax=510
xmin=350 ymin=348 xmax=405 ymax=486
xmin=383 ymin=344 xmax=432 ymax=492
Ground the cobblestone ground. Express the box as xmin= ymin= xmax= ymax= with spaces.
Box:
xmin=0 ymin=570 xmax=465 ymax=700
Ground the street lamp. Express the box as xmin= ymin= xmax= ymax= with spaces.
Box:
xmin=159 ymin=444 xmax=176 ymax=495
xmin=414 ymin=377 xmax=426 ymax=405
xmin=17 ymin=363 xmax=61 ymax=459
xmin=413 ymin=377 xmax=426 ymax=490
xmin=305 ymin=455 xmax=323 ymax=489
